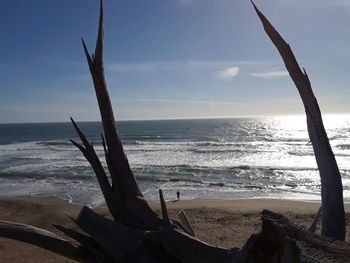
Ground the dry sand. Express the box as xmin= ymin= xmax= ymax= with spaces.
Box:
xmin=0 ymin=196 xmax=350 ymax=263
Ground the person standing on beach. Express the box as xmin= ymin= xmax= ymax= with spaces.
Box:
xmin=176 ymin=190 xmax=180 ymax=200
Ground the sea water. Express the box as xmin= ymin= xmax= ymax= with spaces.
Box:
xmin=1 ymin=115 xmax=350 ymax=207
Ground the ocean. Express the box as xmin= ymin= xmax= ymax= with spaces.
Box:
xmin=1 ymin=115 xmax=350 ymax=207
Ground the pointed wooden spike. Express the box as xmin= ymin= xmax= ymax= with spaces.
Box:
xmin=53 ymin=224 xmax=87 ymax=244
xmin=80 ymin=0 xmax=164 ymax=229
xmin=308 ymin=206 xmax=322 ymax=233
xmin=81 ymin=38 xmax=94 ymax=69
xmin=101 ymin=133 xmax=117 ymax=187
xmin=82 ymin=1 xmax=142 ymax=199
xmin=178 ymin=210 xmax=195 ymax=237
xmin=250 ymin=0 xmax=257 ymax=10
xmin=159 ymin=189 xmax=171 ymax=226
xmin=69 ymin=139 xmax=86 ymax=154
xmin=70 ymin=117 xmax=90 ymax=148
xmin=69 ymin=127 xmax=116 ymax=220
xmin=251 ymin=1 xmax=287 ymax=45
xmin=94 ymin=0 xmax=104 ymax=65
xmin=252 ymin=2 xmax=345 ymax=240
xmin=64 ymin=212 xmax=78 ymax=225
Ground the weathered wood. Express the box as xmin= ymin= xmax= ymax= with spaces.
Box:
xmin=154 ymin=227 xmax=234 ymax=263
xmin=74 ymin=206 xmax=146 ymax=262
xmin=178 ymin=210 xmax=195 ymax=237
xmin=53 ymin=224 xmax=113 ymax=263
xmin=80 ymin=0 xmax=162 ymax=230
xmin=70 ymin=118 xmax=122 ymax=221
xmin=308 ymin=206 xmax=322 ymax=234
xmin=81 ymin=0 xmax=140 ymax=199
xmin=262 ymin=210 xmax=350 ymax=262
xmin=0 ymin=220 xmax=93 ymax=263
xmin=70 ymin=118 xmax=111 ymax=198
xmin=74 ymin=206 xmax=183 ymax=263
xmin=159 ymin=189 xmax=171 ymax=227
xmin=252 ymin=1 xmax=346 ymax=240
xmin=280 ymin=238 xmax=301 ymax=263
xmin=240 ymin=219 xmax=301 ymax=263
xmin=0 ymin=211 xmax=305 ymax=263
xmin=101 ymin=133 xmax=117 ymax=187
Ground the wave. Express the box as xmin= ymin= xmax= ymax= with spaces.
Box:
xmin=264 ymin=137 xmax=309 ymax=143
xmin=0 ymin=171 xmax=94 ymax=180
xmin=190 ymin=148 xmax=245 ymax=154
xmin=336 ymin=144 xmax=350 ymax=150
xmin=136 ymin=174 xmax=203 ymax=184
xmin=123 ymin=135 xmax=167 ymax=140
xmin=287 ymin=151 xmax=313 ymax=157
xmin=134 ymin=164 xmax=319 ymax=172
xmin=37 ymin=141 xmax=72 ymax=146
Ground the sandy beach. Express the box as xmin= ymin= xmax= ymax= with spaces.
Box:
xmin=0 ymin=196 xmax=349 ymax=263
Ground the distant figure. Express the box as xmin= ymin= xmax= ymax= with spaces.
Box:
xmin=176 ymin=190 xmax=180 ymax=200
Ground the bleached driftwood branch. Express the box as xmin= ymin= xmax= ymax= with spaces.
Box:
xmin=252 ymin=1 xmax=346 ymax=241
xmin=0 ymin=220 xmax=94 ymax=263
xmin=262 ymin=210 xmax=350 ymax=262
xmin=78 ymin=0 xmax=163 ymax=230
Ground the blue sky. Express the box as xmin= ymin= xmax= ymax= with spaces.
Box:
xmin=0 ymin=0 xmax=349 ymax=123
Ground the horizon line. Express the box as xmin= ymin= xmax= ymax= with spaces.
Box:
xmin=1 ymin=113 xmax=350 ymax=125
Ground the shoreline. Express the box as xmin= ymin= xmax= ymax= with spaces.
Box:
xmin=1 ymin=196 xmax=350 ymax=263
xmin=0 ymin=194 xmax=330 ymax=213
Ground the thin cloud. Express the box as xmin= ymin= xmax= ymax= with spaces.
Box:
xmin=121 ymin=97 xmax=241 ymax=105
xmin=215 ymin=67 xmax=240 ymax=80
xmin=108 ymin=63 xmax=162 ymax=72
xmin=186 ymin=59 xmax=264 ymax=67
xmin=250 ymin=70 xmax=288 ymax=78
xmin=107 ymin=60 xmax=253 ymax=73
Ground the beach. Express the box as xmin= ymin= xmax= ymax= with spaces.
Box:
xmin=1 ymin=196 xmax=350 ymax=263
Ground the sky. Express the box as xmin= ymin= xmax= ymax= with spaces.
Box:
xmin=0 ymin=0 xmax=349 ymax=123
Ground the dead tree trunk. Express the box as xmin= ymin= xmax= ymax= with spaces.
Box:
xmin=77 ymin=0 xmax=163 ymax=231
xmin=252 ymin=1 xmax=346 ymax=241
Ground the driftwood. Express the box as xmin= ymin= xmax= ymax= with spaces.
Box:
xmin=252 ymin=1 xmax=346 ymax=241
xmin=3 ymin=209 xmax=350 ymax=262
xmin=78 ymin=0 xmax=163 ymax=231
xmin=0 ymin=1 xmax=348 ymax=262
xmin=308 ymin=206 xmax=322 ymax=234
xmin=262 ymin=210 xmax=350 ymax=263
xmin=0 ymin=220 xmax=92 ymax=263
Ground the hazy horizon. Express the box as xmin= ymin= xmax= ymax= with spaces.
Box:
xmin=2 ymin=113 xmax=350 ymax=125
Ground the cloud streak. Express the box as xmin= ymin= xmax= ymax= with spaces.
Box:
xmin=107 ymin=60 xmax=259 ymax=73
xmin=250 ymin=70 xmax=288 ymax=78
xmin=215 ymin=67 xmax=240 ymax=80
xmin=121 ymin=97 xmax=242 ymax=106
